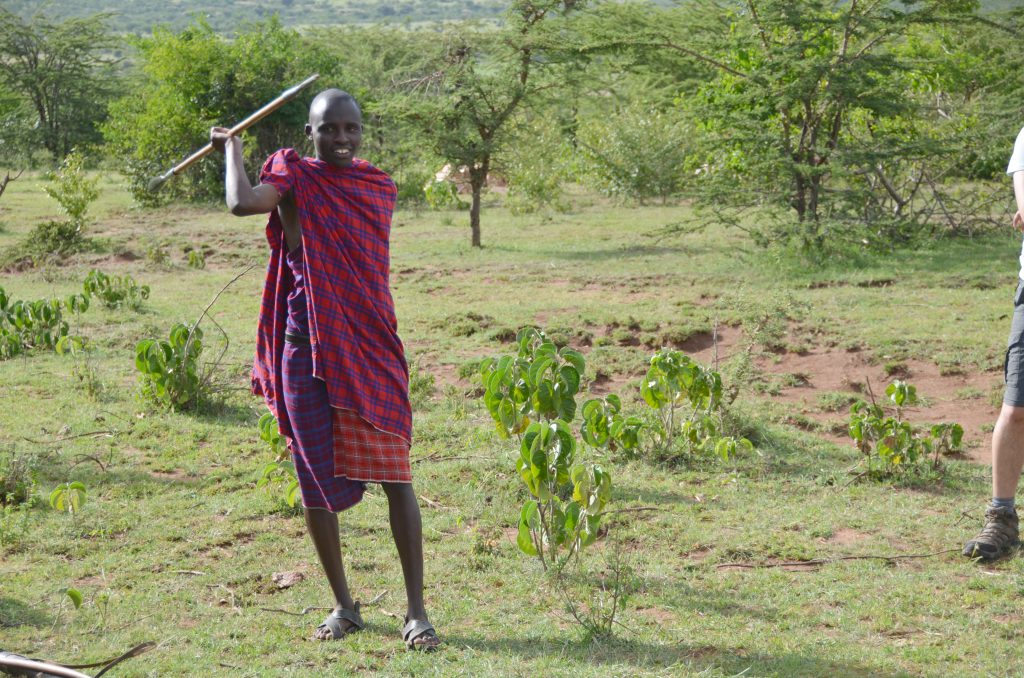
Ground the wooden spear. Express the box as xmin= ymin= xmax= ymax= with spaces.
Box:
xmin=147 ymin=73 xmax=320 ymax=192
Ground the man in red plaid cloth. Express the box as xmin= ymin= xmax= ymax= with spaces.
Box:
xmin=210 ymin=89 xmax=440 ymax=650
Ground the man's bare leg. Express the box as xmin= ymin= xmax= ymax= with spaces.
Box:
xmin=993 ymin=405 xmax=1024 ymax=498
xmin=381 ymin=482 xmax=439 ymax=648
xmin=304 ymin=507 xmax=359 ymax=639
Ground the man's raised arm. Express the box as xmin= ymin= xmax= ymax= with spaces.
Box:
xmin=210 ymin=127 xmax=282 ymax=216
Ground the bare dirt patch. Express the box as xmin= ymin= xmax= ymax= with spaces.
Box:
xmin=754 ymin=346 xmax=999 ymax=463
xmin=635 ymin=606 xmax=678 ymax=625
xmin=824 ymin=528 xmax=870 ymax=546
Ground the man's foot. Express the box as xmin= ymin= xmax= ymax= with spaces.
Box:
xmin=314 ymin=602 xmax=363 ymax=640
xmin=963 ymin=505 xmax=1020 ymax=561
xmin=402 ymin=617 xmax=441 ymax=651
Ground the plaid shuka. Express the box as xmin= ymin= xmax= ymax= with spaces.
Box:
xmin=252 ymin=149 xmax=413 ymax=448
xmin=282 ymin=341 xmax=366 ymax=511
xmin=334 ymin=408 xmax=411 ymax=483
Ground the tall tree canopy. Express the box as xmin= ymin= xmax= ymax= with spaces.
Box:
xmin=0 ymin=8 xmax=118 ymax=163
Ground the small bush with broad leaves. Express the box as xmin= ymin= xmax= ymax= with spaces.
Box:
xmin=580 ymin=394 xmax=644 ymax=458
xmin=256 ymin=413 xmax=300 ymax=508
xmin=641 ymin=348 xmax=752 ymax=461
xmin=134 ymin=323 xmax=205 ymax=410
xmin=49 ymin=481 xmax=86 ymax=514
xmin=848 ymin=380 xmax=964 ymax=479
xmin=0 ymin=286 xmax=89 ymax=359
xmin=480 ymin=328 xmax=612 ymax=571
xmin=83 ymin=269 xmax=150 ymax=310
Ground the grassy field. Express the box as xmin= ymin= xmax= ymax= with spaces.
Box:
xmin=2 ymin=172 xmax=1024 ymax=677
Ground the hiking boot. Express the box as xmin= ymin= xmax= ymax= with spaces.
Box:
xmin=963 ymin=505 xmax=1020 ymax=561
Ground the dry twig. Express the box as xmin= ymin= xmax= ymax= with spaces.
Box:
xmin=716 ymin=548 xmax=959 ymax=571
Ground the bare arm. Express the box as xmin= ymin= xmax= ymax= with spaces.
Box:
xmin=1013 ymin=171 xmax=1024 ymax=232
xmin=210 ymin=127 xmax=282 ymax=216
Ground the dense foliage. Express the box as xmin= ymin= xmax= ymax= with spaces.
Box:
xmin=0 ymin=1 xmax=1021 ymax=254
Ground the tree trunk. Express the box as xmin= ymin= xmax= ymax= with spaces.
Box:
xmin=468 ymin=156 xmax=490 ymax=248
xmin=470 ymin=178 xmax=483 ymax=248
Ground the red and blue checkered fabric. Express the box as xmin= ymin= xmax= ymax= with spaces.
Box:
xmin=282 ymin=341 xmax=366 ymax=511
xmin=251 ymin=149 xmax=412 ymax=445
xmin=333 ymin=408 xmax=411 ymax=483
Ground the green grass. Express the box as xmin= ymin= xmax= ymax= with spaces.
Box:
xmin=0 ymin=173 xmax=1022 ymax=676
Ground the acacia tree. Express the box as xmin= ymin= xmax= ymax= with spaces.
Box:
xmin=388 ymin=0 xmax=583 ymax=247
xmin=0 ymin=8 xmax=117 ymax=162
xmin=583 ymin=0 xmax=989 ymax=252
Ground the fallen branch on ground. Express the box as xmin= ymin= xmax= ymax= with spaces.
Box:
xmin=258 ymin=590 xmax=388 ymax=617
xmin=716 ymin=548 xmax=959 ymax=570
xmin=22 ymin=429 xmax=120 ymax=445
xmin=411 ymin=453 xmax=492 ymax=464
xmin=0 ymin=642 xmax=155 ymax=678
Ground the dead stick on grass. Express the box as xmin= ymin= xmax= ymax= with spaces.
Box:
xmin=23 ymin=429 xmax=119 ymax=444
xmin=70 ymin=454 xmax=108 ymax=472
xmin=411 ymin=454 xmax=491 ymax=464
xmin=716 ymin=548 xmax=959 ymax=570
xmin=419 ymin=494 xmax=450 ymax=509
xmin=258 ymin=606 xmax=333 ymax=617
xmin=259 ymin=591 xmax=388 ymax=617
xmin=603 ymin=506 xmax=659 ymax=516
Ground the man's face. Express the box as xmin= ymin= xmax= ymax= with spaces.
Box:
xmin=305 ymin=98 xmax=363 ymax=168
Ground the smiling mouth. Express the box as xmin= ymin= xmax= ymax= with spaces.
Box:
xmin=333 ymin=148 xmax=352 ymax=158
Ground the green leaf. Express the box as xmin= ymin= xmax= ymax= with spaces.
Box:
xmin=65 ymin=587 xmax=83 ymax=609
xmin=559 ymin=347 xmax=585 ymax=375
xmin=517 ymin=501 xmax=539 ymax=555
xmin=286 ymin=480 xmax=301 ymax=507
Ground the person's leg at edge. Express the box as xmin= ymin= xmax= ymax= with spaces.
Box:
xmin=381 ymin=481 xmax=440 ymax=648
xmin=964 ymin=403 xmax=1024 ymax=559
xmin=992 ymin=404 xmax=1024 ymax=501
xmin=305 ymin=507 xmax=360 ymax=639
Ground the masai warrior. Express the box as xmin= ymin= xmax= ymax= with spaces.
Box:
xmin=211 ymin=89 xmax=440 ymax=649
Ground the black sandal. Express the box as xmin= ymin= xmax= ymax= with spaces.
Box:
xmin=315 ymin=602 xmax=363 ymax=640
xmin=402 ymin=616 xmax=440 ymax=651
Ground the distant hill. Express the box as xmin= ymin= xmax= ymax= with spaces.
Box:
xmin=1 ymin=0 xmax=508 ymax=34
xmin=2 ymin=0 xmax=1019 ymax=35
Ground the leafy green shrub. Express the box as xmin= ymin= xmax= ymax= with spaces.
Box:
xmin=83 ymin=269 xmax=150 ymax=310
xmin=580 ymin=395 xmax=643 ymax=458
xmin=145 ymin=242 xmax=170 ymax=267
xmin=394 ymin=167 xmax=433 ymax=207
xmin=30 ymin=219 xmax=86 ymax=256
xmin=134 ymin=323 xmax=206 ymax=410
xmin=29 ymin=149 xmax=100 ymax=255
xmin=0 ymin=286 xmax=88 ymax=359
xmin=576 ymin=105 xmax=691 ymax=204
xmin=424 ymin=178 xmax=460 ymax=210
xmin=480 ymin=328 xmax=612 ymax=570
xmin=503 ymin=120 xmax=569 ymax=215
xmin=848 ymin=380 xmax=964 ymax=479
xmin=256 ymin=413 xmax=299 ymax=508
xmin=641 ymin=348 xmax=752 ymax=461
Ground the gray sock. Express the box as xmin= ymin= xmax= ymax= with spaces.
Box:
xmin=992 ymin=497 xmax=1016 ymax=511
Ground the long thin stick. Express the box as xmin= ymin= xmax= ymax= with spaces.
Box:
xmin=148 ymin=74 xmax=320 ymax=192
xmin=716 ymin=548 xmax=959 ymax=570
